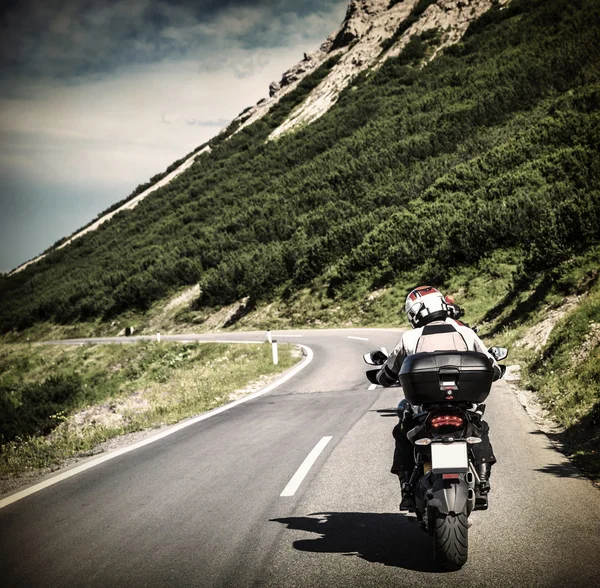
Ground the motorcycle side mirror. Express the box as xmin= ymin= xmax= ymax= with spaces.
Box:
xmin=363 ymin=350 xmax=388 ymax=365
xmin=489 ymin=346 xmax=509 ymax=361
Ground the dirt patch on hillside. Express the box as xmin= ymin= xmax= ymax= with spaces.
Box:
xmin=571 ymin=322 xmax=600 ymax=366
xmin=515 ymin=295 xmax=580 ymax=351
xmin=509 ymin=296 xmax=581 ymax=435
xmin=165 ymin=284 xmax=201 ymax=311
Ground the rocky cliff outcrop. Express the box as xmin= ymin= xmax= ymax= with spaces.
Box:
xmin=233 ymin=0 xmax=508 ymax=140
xmin=331 ymin=0 xmax=392 ymax=49
xmin=232 ymin=33 xmax=344 ymax=133
xmin=383 ymin=0 xmax=508 ymax=62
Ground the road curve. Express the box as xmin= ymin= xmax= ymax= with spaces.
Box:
xmin=1 ymin=328 xmax=599 ymax=588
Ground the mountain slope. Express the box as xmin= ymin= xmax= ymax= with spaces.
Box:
xmin=9 ymin=0 xmax=505 ymax=278
xmin=1 ymin=0 xmax=599 ymax=332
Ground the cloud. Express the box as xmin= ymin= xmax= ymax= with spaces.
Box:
xmin=0 ymin=42 xmax=327 ymax=201
xmin=0 ymin=0 xmax=346 ymax=82
xmin=185 ymin=118 xmax=231 ymax=127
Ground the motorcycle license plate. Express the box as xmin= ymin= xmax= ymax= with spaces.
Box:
xmin=431 ymin=442 xmax=468 ymax=474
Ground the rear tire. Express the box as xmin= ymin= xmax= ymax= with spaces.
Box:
xmin=432 ymin=506 xmax=468 ymax=570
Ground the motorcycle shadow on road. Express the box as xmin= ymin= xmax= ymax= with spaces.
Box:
xmin=371 ymin=408 xmax=399 ymax=417
xmin=270 ymin=512 xmax=440 ymax=573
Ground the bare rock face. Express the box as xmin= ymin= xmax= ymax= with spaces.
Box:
xmin=231 ymin=29 xmax=344 ymax=133
xmin=269 ymin=0 xmax=420 ymax=139
xmin=384 ymin=0 xmax=507 ymax=62
xmin=332 ymin=0 xmax=391 ymax=48
xmin=268 ymin=81 xmax=281 ymax=97
xmin=232 ymin=0 xmax=509 ymax=140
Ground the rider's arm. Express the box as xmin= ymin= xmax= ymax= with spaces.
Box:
xmin=376 ymin=340 xmax=406 ymax=387
xmin=470 ymin=330 xmax=502 ymax=381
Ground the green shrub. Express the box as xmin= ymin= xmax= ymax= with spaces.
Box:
xmin=0 ymin=374 xmax=84 ymax=443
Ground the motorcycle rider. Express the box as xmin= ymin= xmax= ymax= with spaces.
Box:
xmin=377 ymin=286 xmax=501 ymax=511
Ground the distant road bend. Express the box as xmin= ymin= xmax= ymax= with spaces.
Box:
xmin=1 ymin=329 xmax=599 ymax=587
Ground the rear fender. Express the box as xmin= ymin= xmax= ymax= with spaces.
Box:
xmin=427 ymin=474 xmax=469 ymax=516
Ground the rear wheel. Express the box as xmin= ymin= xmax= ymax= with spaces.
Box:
xmin=431 ymin=505 xmax=468 ymax=570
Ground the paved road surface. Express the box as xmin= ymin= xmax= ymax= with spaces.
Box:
xmin=1 ymin=329 xmax=599 ymax=587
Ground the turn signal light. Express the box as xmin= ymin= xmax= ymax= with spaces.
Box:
xmin=431 ymin=415 xmax=464 ymax=428
xmin=466 ymin=437 xmax=482 ymax=444
xmin=415 ymin=438 xmax=432 ymax=446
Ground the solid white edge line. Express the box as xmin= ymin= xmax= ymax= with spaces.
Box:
xmin=0 ymin=344 xmax=314 ymax=511
xmin=347 ymin=336 xmax=369 ymax=341
xmin=368 ymin=383 xmax=378 ymax=390
xmin=280 ymin=436 xmax=333 ymax=497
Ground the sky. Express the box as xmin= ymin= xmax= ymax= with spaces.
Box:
xmin=0 ymin=0 xmax=348 ymax=273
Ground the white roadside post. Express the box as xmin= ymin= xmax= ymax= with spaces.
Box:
xmin=272 ymin=340 xmax=278 ymax=365
xmin=267 ymin=330 xmax=272 ymax=344
xmin=157 ymin=332 xmax=161 ymax=343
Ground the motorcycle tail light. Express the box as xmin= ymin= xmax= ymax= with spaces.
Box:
xmin=431 ymin=415 xmax=464 ymax=428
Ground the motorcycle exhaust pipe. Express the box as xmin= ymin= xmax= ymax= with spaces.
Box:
xmin=467 ymin=472 xmax=474 ymax=485
xmin=467 ymin=487 xmax=476 ymax=513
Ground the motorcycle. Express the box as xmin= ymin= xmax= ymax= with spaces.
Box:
xmin=363 ymin=346 xmax=508 ymax=570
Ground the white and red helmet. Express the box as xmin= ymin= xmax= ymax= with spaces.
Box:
xmin=405 ymin=286 xmax=450 ymax=328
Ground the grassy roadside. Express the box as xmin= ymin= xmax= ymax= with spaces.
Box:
xmin=527 ymin=294 xmax=600 ymax=479
xmin=475 ymin=247 xmax=600 ymax=482
xmin=0 ymin=341 xmax=301 ymax=489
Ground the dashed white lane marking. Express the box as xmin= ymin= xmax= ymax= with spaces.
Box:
xmin=280 ymin=436 xmax=333 ymax=497
xmin=368 ymin=383 xmax=379 ymax=390
xmin=0 ymin=345 xmax=314 ymax=511
xmin=347 ymin=336 xmax=369 ymax=341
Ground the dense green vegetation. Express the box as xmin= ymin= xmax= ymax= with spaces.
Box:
xmin=1 ymin=0 xmax=598 ymax=333
xmin=0 ymin=341 xmax=299 ymax=479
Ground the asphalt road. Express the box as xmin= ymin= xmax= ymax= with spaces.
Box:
xmin=1 ymin=329 xmax=599 ymax=587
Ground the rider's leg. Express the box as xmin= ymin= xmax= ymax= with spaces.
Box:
xmin=391 ymin=418 xmax=416 ymax=475
xmin=471 ymin=420 xmax=496 ymax=497
xmin=392 ymin=415 xmax=417 ymax=511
